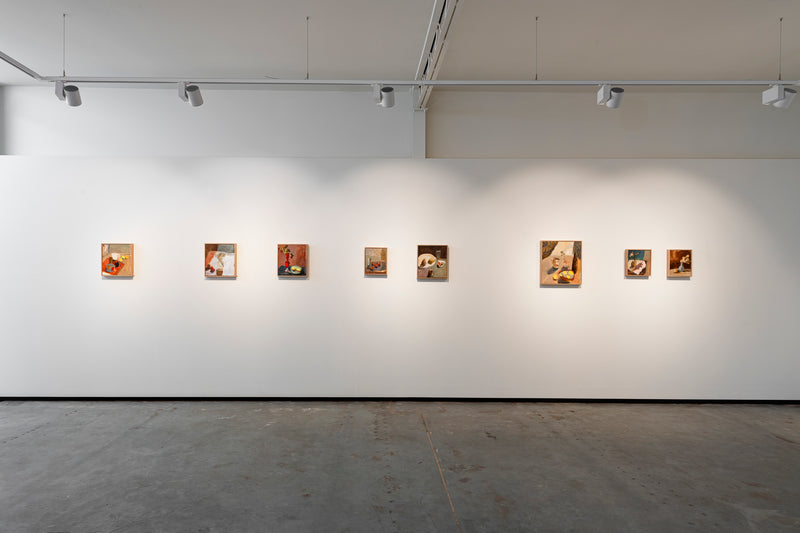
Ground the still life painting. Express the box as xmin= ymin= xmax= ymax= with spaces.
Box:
xmin=101 ymin=243 xmax=134 ymax=277
xmin=205 ymin=243 xmax=237 ymax=278
xmin=417 ymin=245 xmax=448 ymax=280
xmin=278 ymin=244 xmax=308 ymax=277
xmin=365 ymin=247 xmax=387 ymax=275
xmin=625 ymin=249 xmax=652 ymax=277
xmin=540 ymin=241 xmax=582 ymax=286
xmin=667 ymin=249 xmax=692 ymax=278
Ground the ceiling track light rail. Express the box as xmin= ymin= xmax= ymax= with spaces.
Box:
xmin=28 ymin=77 xmax=800 ymax=89
xmin=2 ymin=49 xmax=799 ymax=108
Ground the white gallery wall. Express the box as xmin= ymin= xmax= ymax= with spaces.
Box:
xmin=0 ymin=86 xmax=416 ymax=157
xmin=1 ymin=157 xmax=798 ymax=399
xmin=3 ymin=85 xmax=800 ymax=158
xmin=427 ymin=88 xmax=800 ymax=158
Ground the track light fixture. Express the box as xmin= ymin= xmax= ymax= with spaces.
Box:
xmin=5 ymin=49 xmax=800 ymax=110
xmin=597 ymin=84 xmax=624 ymax=108
xmin=55 ymin=80 xmax=82 ymax=106
xmin=763 ymin=19 xmax=797 ymax=109
xmin=606 ymin=87 xmax=624 ymax=108
xmin=52 ymin=16 xmax=81 ymax=106
xmin=762 ymin=84 xmax=796 ymax=109
xmin=373 ymin=84 xmax=395 ymax=108
xmin=178 ymin=82 xmax=204 ymax=107
xmin=773 ymin=88 xmax=796 ymax=109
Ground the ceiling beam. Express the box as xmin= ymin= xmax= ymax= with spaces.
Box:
xmin=414 ymin=0 xmax=460 ymax=110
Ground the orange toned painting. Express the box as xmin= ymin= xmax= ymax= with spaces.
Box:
xmin=667 ymin=249 xmax=692 ymax=278
xmin=541 ymin=241 xmax=582 ymax=286
xmin=101 ymin=243 xmax=134 ymax=277
xmin=278 ymin=244 xmax=308 ymax=277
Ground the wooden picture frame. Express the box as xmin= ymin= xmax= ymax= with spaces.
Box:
xmin=101 ymin=243 xmax=134 ymax=277
xmin=417 ymin=245 xmax=448 ymax=280
xmin=205 ymin=243 xmax=237 ymax=278
xmin=540 ymin=241 xmax=582 ymax=286
xmin=667 ymin=249 xmax=692 ymax=278
xmin=278 ymin=244 xmax=309 ymax=277
xmin=364 ymin=247 xmax=388 ymax=276
xmin=625 ymin=249 xmax=652 ymax=277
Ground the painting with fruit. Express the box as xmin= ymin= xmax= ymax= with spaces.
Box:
xmin=540 ymin=241 xmax=582 ymax=286
xmin=101 ymin=243 xmax=134 ymax=277
xmin=205 ymin=243 xmax=237 ymax=278
xmin=364 ymin=247 xmax=387 ymax=276
xmin=278 ymin=244 xmax=308 ymax=277
xmin=417 ymin=245 xmax=448 ymax=280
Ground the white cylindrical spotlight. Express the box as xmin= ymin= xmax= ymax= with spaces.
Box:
xmin=64 ymin=84 xmax=82 ymax=107
xmin=379 ymin=86 xmax=395 ymax=108
xmin=773 ymin=87 xmax=797 ymax=109
xmin=186 ymin=84 xmax=203 ymax=107
xmin=606 ymin=87 xmax=624 ymax=108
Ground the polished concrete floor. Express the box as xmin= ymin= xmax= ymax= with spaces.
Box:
xmin=0 ymin=401 xmax=798 ymax=532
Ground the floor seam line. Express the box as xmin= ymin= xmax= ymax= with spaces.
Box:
xmin=421 ymin=412 xmax=463 ymax=533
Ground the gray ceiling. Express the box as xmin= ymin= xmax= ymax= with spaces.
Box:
xmin=1 ymin=1 xmax=799 ymax=86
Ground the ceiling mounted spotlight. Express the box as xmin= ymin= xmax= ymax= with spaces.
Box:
xmin=55 ymin=80 xmax=82 ymax=106
xmin=52 ymin=16 xmax=81 ymax=106
xmin=597 ymin=84 xmax=623 ymax=108
xmin=178 ymin=82 xmax=204 ymax=107
xmin=773 ymin=88 xmax=796 ymax=109
xmin=373 ymin=84 xmax=395 ymax=108
xmin=606 ymin=87 xmax=624 ymax=108
xmin=762 ymin=84 xmax=796 ymax=109
xmin=763 ymin=19 xmax=796 ymax=109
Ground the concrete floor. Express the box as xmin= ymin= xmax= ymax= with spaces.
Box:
xmin=0 ymin=401 xmax=798 ymax=533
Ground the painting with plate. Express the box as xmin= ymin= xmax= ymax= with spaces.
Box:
xmin=625 ymin=249 xmax=651 ymax=277
xmin=101 ymin=243 xmax=134 ymax=277
xmin=278 ymin=244 xmax=308 ymax=277
xmin=417 ymin=245 xmax=448 ymax=280
xmin=364 ymin=247 xmax=387 ymax=276
xmin=540 ymin=241 xmax=582 ymax=286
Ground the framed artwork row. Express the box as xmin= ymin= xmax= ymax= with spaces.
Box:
xmin=100 ymin=243 xmax=692 ymax=282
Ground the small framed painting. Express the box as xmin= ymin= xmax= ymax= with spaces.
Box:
xmin=417 ymin=245 xmax=448 ymax=280
xmin=278 ymin=244 xmax=308 ymax=277
xmin=205 ymin=243 xmax=237 ymax=278
xmin=540 ymin=241 xmax=582 ymax=286
xmin=365 ymin=247 xmax=387 ymax=276
xmin=101 ymin=243 xmax=134 ymax=277
xmin=667 ymin=249 xmax=692 ymax=278
xmin=625 ymin=249 xmax=652 ymax=277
